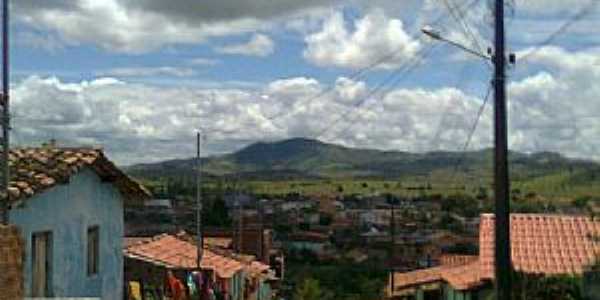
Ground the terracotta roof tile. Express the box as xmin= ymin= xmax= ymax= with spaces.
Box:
xmin=124 ymin=234 xmax=243 ymax=279
xmin=390 ymin=214 xmax=600 ymax=295
xmin=391 ymin=266 xmax=445 ymax=290
xmin=479 ymin=213 xmax=600 ymax=279
xmin=439 ymin=254 xmax=478 ymax=267
xmin=1 ymin=147 xmax=150 ymax=204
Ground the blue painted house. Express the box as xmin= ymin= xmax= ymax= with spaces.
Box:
xmin=5 ymin=147 xmax=149 ymax=299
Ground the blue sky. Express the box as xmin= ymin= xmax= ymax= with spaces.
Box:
xmin=8 ymin=0 xmax=600 ymax=164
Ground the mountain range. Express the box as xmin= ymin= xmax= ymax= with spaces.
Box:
xmin=126 ymin=138 xmax=600 ymax=187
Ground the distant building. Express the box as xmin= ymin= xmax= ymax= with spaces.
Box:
xmin=125 ymin=198 xmax=177 ymax=236
xmin=287 ymin=231 xmax=331 ymax=255
xmin=386 ymin=214 xmax=600 ymax=299
xmin=204 ymin=227 xmax=274 ymax=264
xmin=144 ymin=198 xmax=173 ymax=210
xmin=6 ymin=147 xmax=149 ymax=299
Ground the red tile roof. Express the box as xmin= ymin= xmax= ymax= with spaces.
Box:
xmin=391 ymin=266 xmax=445 ymax=289
xmin=2 ymin=147 xmax=150 ymax=203
xmin=389 ymin=214 xmax=600 ymax=295
xmin=479 ymin=213 xmax=600 ymax=278
xmin=439 ymin=254 xmax=478 ymax=267
xmin=205 ymin=237 xmax=233 ymax=249
xmin=289 ymin=231 xmax=329 ymax=243
xmin=124 ymin=234 xmax=243 ymax=278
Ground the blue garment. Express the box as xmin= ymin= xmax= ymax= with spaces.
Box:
xmin=187 ymin=272 xmax=197 ymax=295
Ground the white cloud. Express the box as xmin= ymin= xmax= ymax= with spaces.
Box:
xmin=15 ymin=31 xmax=66 ymax=53
xmin=514 ymin=0 xmax=600 ymax=16
xmin=188 ymin=58 xmax=220 ymax=66
xmin=215 ymin=34 xmax=275 ymax=57
xmin=10 ymin=74 xmax=487 ymax=164
xmin=14 ymin=0 xmax=332 ymax=53
xmin=506 ymin=47 xmax=600 ymax=158
xmin=97 ymin=66 xmax=197 ymax=78
xmin=303 ymin=9 xmax=422 ymax=69
xmin=11 ymin=46 xmax=600 ymax=165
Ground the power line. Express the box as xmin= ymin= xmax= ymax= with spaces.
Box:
xmin=318 ymin=43 xmax=440 ymax=141
xmin=450 ymin=81 xmax=493 ymax=179
xmin=266 ymin=0 xmax=482 ymax=124
xmin=314 ymin=43 xmax=436 ymax=140
xmin=442 ymin=0 xmax=487 ymax=56
xmin=519 ymin=0 xmax=598 ymax=62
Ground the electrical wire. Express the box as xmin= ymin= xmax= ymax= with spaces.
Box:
xmin=519 ymin=0 xmax=598 ymax=63
xmin=318 ymin=43 xmax=440 ymax=142
xmin=442 ymin=0 xmax=487 ymax=56
xmin=448 ymin=80 xmax=493 ymax=188
xmin=266 ymin=0 xmax=482 ymax=124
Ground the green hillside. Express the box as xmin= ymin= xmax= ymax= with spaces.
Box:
xmin=126 ymin=138 xmax=600 ymax=199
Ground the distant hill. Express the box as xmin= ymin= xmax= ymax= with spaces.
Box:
xmin=126 ymin=138 xmax=600 ymax=191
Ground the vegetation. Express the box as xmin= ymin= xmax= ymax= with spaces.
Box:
xmin=293 ymin=278 xmax=331 ymax=300
xmin=485 ymin=272 xmax=590 ymax=300
xmin=128 ymin=138 xmax=600 ymax=202
xmin=285 ymin=254 xmax=387 ymax=300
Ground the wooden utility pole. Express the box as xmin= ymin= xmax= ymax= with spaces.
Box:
xmin=196 ymin=132 xmax=203 ymax=270
xmin=493 ymin=0 xmax=511 ymax=299
xmin=1 ymin=0 xmax=9 ymax=225
xmin=389 ymin=195 xmax=396 ymax=296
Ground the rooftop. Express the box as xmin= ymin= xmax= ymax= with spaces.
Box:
xmin=123 ymin=233 xmax=243 ymax=278
xmin=2 ymin=147 xmax=150 ymax=204
xmin=389 ymin=214 xmax=600 ymax=296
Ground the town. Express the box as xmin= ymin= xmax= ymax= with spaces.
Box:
xmin=1 ymin=0 xmax=600 ymax=300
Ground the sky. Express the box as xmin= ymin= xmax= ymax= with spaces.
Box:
xmin=8 ymin=0 xmax=600 ymax=165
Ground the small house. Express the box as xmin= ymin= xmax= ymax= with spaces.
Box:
xmin=5 ymin=147 xmax=149 ymax=299
xmin=386 ymin=214 xmax=600 ymax=299
xmin=124 ymin=233 xmax=246 ymax=300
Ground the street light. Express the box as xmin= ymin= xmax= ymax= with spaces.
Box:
xmin=423 ymin=6 xmax=513 ymax=298
xmin=421 ymin=26 xmax=492 ymax=61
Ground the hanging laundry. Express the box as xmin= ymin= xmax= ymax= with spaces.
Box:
xmin=187 ymin=272 xmax=197 ymax=296
xmin=165 ymin=270 xmax=187 ymax=300
xmin=127 ymin=281 xmax=142 ymax=300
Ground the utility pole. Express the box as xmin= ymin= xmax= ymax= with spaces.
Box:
xmin=258 ymin=199 xmax=265 ymax=262
xmin=1 ymin=0 xmax=9 ymax=225
xmin=389 ymin=195 xmax=396 ymax=297
xmin=493 ymin=0 xmax=511 ymax=299
xmin=238 ymin=193 xmax=243 ymax=254
xmin=196 ymin=131 xmax=203 ymax=271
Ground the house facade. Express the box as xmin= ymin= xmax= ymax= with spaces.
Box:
xmin=5 ymin=147 xmax=148 ymax=299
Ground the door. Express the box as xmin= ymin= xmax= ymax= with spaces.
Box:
xmin=32 ymin=231 xmax=52 ymax=297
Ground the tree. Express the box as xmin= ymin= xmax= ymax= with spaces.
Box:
xmin=573 ymin=196 xmax=591 ymax=210
xmin=293 ymin=278 xmax=330 ymax=300
xmin=319 ymin=213 xmax=333 ymax=226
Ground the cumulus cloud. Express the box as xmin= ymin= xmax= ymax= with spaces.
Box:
xmin=215 ymin=34 xmax=275 ymax=57
xmin=97 ymin=66 xmax=197 ymax=78
xmin=11 ymin=46 xmax=600 ymax=165
xmin=10 ymin=74 xmax=489 ymax=164
xmin=506 ymin=46 xmax=600 ymax=159
xmin=13 ymin=0 xmax=332 ymax=53
xmin=303 ymin=9 xmax=422 ymax=69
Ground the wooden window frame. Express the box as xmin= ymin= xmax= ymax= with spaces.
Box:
xmin=87 ymin=226 xmax=100 ymax=276
xmin=31 ymin=231 xmax=53 ymax=297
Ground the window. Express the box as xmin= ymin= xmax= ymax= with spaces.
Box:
xmin=32 ymin=231 xmax=52 ymax=297
xmin=87 ymin=226 xmax=99 ymax=276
